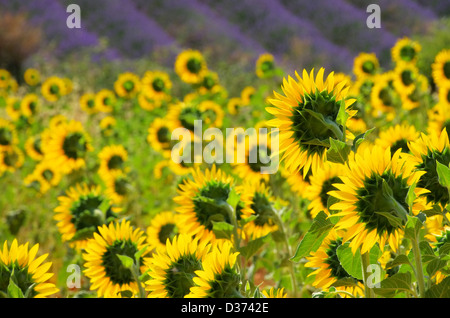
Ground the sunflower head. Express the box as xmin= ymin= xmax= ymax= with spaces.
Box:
xmin=0 ymin=239 xmax=59 ymax=298
xmin=175 ymin=49 xmax=208 ymax=84
xmin=186 ymin=240 xmax=241 ymax=298
xmin=256 ymin=53 xmax=276 ymax=79
xmin=391 ymin=37 xmax=421 ymax=65
xmin=41 ymin=76 xmax=67 ymax=102
xmin=83 ymin=219 xmax=149 ymax=298
xmin=54 ymin=183 xmax=121 ymax=250
xmin=114 ymin=72 xmax=141 ymax=99
xmin=266 ymin=68 xmax=356 ymax=176
xmin=329 ymin=145 xmax=428 ymax=254
xmin=24 ymin=68 xmax=41 ymax=86
xmin=80 ymin=93 xmax=99 ymax=114
xmin=0 ymin=118 xmax=18 ymax=151
xmin=353 ymin=52 xmax=380 ymax=79
xmin=174 ymin=165 xmax=237 ymax=242
xmin=408 ymin=129 xmax=450 ymax=206
xmin=432 ymin=49 xmax=450 ymax=87
xmin=144 ymin=233 xmax=211 ymax=298
xmin=146 ymin=211 xmax=182 ymax=253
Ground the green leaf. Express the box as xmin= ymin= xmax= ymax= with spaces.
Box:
xmin=405 ymin=182 xmax=417 ymax=213
xmin=117 ymin=254 xmax=134 ymax=269
xmin=211 ymin=221 xmax=234 ymax=240
xmin=326 ymin=138 xmax=351 ymax=164
xmin=117 ymin=290 xmax=133 ymax=298
xmin=425 ymin=277 xmax=450 ymax=298
xmin=438 ymin=243 xmax=450 ymax=258
xmin=374 ymin=212 xmax=404 ymax=228
xmin=7 ymin=274 xmax=24 ymax=298
xmin=436 ymin=161 xmax=450 ymax=188
xmin=134 ymin=246 xmax=148 ymax=265
xmin=336 ymin=100 xmax=349 ymax=127
xmin=352 ymin=127 xmax=376 ymax=152
xmin=385 ymin=255 xmax=412 ymax=270
xmin=373 ymin=272 xmax=414 ymax=297
xmin=423 ymin=204 xmax=443 ymax=217
xmin=404 ymin=215 xmax=423 ymax=241
xmin=226 ymin=188 xmax=241 ymax=208
xmin=336 ymin=242 xmax=381 ymax=281
xmin=419 ymin=241 xmax=437 ymax=263
xmin=238 ymin=235 xmax=269 ymax=259
xmin=291 ymin=211 xmax=333 ymax=262
xmin=426 ymin=258 xmax=447 ymax=277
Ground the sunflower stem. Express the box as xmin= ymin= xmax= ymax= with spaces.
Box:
xmin=272 ymin=208 xmax=298 ymax=298
xmin=131 ymin=264 xmax=146 ymax=298
xmin=411 ymin=236 xmax=426 ymax=298
xmin=360 ymin=251 xmax=375 ymax=298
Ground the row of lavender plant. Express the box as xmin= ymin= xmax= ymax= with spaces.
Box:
xmin=0 ymin=0 xmax=120 ymax=61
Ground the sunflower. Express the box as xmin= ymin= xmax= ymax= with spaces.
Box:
xmin=232 ymin=129 xmax=273 ymax=184
xmin=266 ymin=68 xmax=356 ymax=177
xmin=175 ymin=49 xmax=208 ymax=84
xmin=197 ymin=70 xmax=220 ymax=93
xmin=393 ymin=62 xmax=419 ymax=96
xmin=438 ymin=82 xmax=450 ymax=108
xmin=370 ymin=72 xmax=399 ymax=115
xmin=54 ymin=183 xmax=121 ymax=250
xmin=147 ymin=117 xmax=179 ymax=158
xmin=0 ymin=146 xmax=25 ymax=174
xmin=146 ymin=211 xmax=183 ymax=253
xmin=261 ymin=287 xmax=287 ymax=298
xmin=0 ymin=118 xmax=18 ymax=151
xmin=186 ymin=240 xmax=241 ymax=298
xmin=98 ymin=144 xmax=128 ymax=181
xmin=41 ymin=76 xmax=67 ymax=102
xmin=0 ymin=239 xmax=59 ymax=298
xmin=83 ymin=219 xmax=150 ymax=298
xmin=23 ymin=68 xmax=41 ymax=86
xmin=0 ymin=69 xmax=11 ymax=89
xmin=375 ymin=123 xmax=420 ymax=156
xmin=329 ymin=145 xmax=428 ymax=254
xmin=41 ymin=119 xmax=93 ymax=175
xmin=391 ymin=37 xmax=421 ymax=65
xmin=306 ymin=161 xmax=345 ymax=218
xmin=103 ymin=170 xmax=132 ymax=205
xmin=173 ymin=165 xmax=236 ymax=242
xmin=353 ymin=52 xmax=380 ymax=79
xmin=5 ymin=97 xmax=21 ymax=122
xmin=20 ymin=93 xmax=40 ymax=118
xmin=350 ymin=76 xmax=375 ymax=103
xmin=95 ymin=89 xmax=116 ymax=113
xmin=238 ymin=180 xmax=278 ymax=240
xmin=144 ymin=233 xmax=211 ymax=298
xmin=32 ymin=160 xmax=63 ymax=188
xmin=432 ymin=49 xmax=450 ymax=87
xmin=227 ymin=97 xmax=243 ymax=115
xmin=79 ymin=93 xmax=99 ymax=115
xmin=141 ymin=70 xmax=172 ymax=100
xmin=199 ymin=100 xmax=224 ymax=128
xmin=166 ymin=102 xmax=202 ymax=135
xmin=334 ymin=72 xmax=353 ymax=89
xmin=241 ymin=86 xmax=256 ymax=106
xmin=255 ymin=53 xmax=276 ymax=79
xmin=114 ymin=72 xmax=141 ymax=99
xmin=304 ymin=229 xmax=364 ymax=297
xmin=24 ymin=172 xmax=51 ymax=195
xmin=99 ymin=116 xmax=117 ymax=138
xmin=408 ymin=128 xmax=450 ymax=206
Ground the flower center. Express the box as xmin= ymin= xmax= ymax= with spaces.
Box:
xmin=401 ymin=70 xmax=414 ymax=86
xmin=390 ymin=139 xmax=410 ymax=154
xmin=50 ymin=84 xmax=60 ymax=95
xmin=62 ymin=132 xmax=87 ymax=159
xmin=180 ymin=107 xmax=202 ymax=131
xmin=152 ymin=78 xmax=165 ymax=92
xmin=0 ymin=128 xmax=12 ymax=146
xmin=193 ymin=182 xmax=232 ymax=231
xmin=248 ymin=145 xmax=272 ymax=172
xmin=107 ymin=155 xmax=124 ymax=170
xmin=416 ymin=148 xmax=450 ymax=205
xmin=356 ymin=172 xmax=409 ymax=235
xmin=123 ymin=80 xmax=135 ymax=92
xmin=290 ymin=91 xmax=343 ymax=156
xmin=362 ymin=61 xmax=376 ymax=75
xmin=444 ymin=62 xmax=450 ymax=79
xmin=399 ymin=45 xmax=416 ymax=62
xmin=157 ymin=126 xmax=170 ymax=144
xmin=163 ymin=255 xmax=202 ymax=298
xmin=320 ymin=176 xmax=342 ymax=210
xmin=261 ymin=60 xmax=274 ymax=73
xmin=102 ymin=240 xmax=140 ymax=286
xmin=158 ymin=223 xmax=177 ymax=245
xmin=187 ymin=58 xmax=202 ymax=74
xmin=250 ymin=192 xmax=275 ymax=227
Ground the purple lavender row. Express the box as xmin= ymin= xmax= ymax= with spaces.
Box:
xmin=196 ymin=0 xmax=355 ymax=71
xmin=58 ymin=0 xmax=176 ymax=59
xmin=132 ymin=0 xmax=267 ymax=56
xmin=279 ymin=0 xmax=397 ymax=58
xmin=0 ymin=0 xmax=120 ymax=60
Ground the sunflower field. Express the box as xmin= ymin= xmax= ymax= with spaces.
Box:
xmin=1 ymin=1 xmax=450 ymax=301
